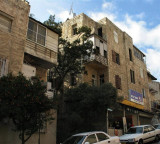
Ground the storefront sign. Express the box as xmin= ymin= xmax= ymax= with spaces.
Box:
xmin=129 ymin=89 xmax=144 ymax=105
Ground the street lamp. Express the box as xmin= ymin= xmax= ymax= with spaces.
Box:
xmin=106 ymin=108 xmax=113 ymax=133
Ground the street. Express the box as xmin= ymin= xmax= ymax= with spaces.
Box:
xmin=150 ymin=141 xmax=160 ymax=144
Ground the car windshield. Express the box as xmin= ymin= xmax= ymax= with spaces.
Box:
xmin=126 ymin=127 xmax=143 ymax=134
xmin=63 ymin=136 xmax=86 ymax=144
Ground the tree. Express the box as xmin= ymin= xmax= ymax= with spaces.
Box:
xmin=44 ymin=15 xmax=62 ymax=36
xmin=0 ymin=74 xmax=54 ymax=144
xmin=58 ymin=83 xmax=122 ymax=142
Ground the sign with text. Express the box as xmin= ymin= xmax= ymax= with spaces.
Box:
xmin=129 ymin=89 xmax=144 ymax=105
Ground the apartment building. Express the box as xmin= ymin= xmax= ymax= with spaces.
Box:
xmin=62 ymin=13 xmax=156 ymax=132
xmin=0 ymin=0 xmax=58 ymax=144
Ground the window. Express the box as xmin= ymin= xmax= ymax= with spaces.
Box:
xmin=0 ymin=58 xmax=8 ymax=77
xmin=112 ymin=50 xmax=120 ymax=65
xmin=144 ymin=127 xmax=149 ymax=133
xmin=129 ymin=49 xmax=133 ymax=61
xmin=27 ymin=19 xmax=46 ymax=46
xmin=72 ymin=24 xmax=77 ymax=35
xmin=142 ymin=88 xmax=145 ymax=98
xmin=0 ymin=12 xmax=12 ymax=32
xmin=134 ymin=48 xmax=144 ymax=62
xmin=100 ymin=74 xmax=104 ymax=85
xmin=95 ymin=46 xmax=100 ymax=55
xmin=130 ymin=70 xmax=135 ymax=84
xmin=115 ymin=75 xmax=121 ymax=89
xmin=148 ymin=126 xmax=155 ymax=132
xmin=98 ymin=27 xmax=102 ymax=37
xmin=113 ymin=31 xmax=118 ymax=43
xmin=96 ymin=133 xmax=109 ymax=141
xmin=85 ymin=134 xmax=97 ymax=144
xmin=92 ymin=75 xmax=96 ymax=86
xmin=70 ymin=73 xmax=76 ymax=86
xmin=140 ymin=68 xmax=143 ymax=78
xmin=104 ymin=50 xmax=107 ymax=58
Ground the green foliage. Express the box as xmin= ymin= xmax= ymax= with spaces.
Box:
xmin=51 ymin=26 xmax=93 ymax=93
xmin=58 ymin=83 xmax=120 ymax=142
xmin=44 ymin=15 xmax=62 ymax=36
xmin=0 ymin=73 xmax=54 ymax=144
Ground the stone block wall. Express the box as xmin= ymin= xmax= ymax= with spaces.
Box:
xmin=0 ymin=0 xmax=30 ymax=75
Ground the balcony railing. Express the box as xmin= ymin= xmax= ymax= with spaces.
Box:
xmin=84 ymin=54 xmax=108 ymax=67
xmin=25 ymin=39 xmax=57 ymax=63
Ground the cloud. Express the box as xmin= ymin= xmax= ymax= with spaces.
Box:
xmin=146 ymin=49 xmax=160 ymax=79
xmin=102 ymin=1 xmax=115 ymax=10
xmin=88 ymin=11 xmax=116 ymax=22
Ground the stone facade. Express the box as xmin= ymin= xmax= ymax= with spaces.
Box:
xmin=0 ymin=0 xmax=30 ymax=75
xmin=0 ymin=1 xmax=58 ymax=144
xmin=62 ymin=13 xmax=154 ymax=127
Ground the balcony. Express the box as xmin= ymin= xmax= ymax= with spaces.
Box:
xmin=25 ymin=40 xmax=57 ymax=68
xmin=84 ymin=54 xmax=108 ymax=69
xmin=149 ymin=83 xmax=158 ymax=94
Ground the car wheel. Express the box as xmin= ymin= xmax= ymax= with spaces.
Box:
xmin=138 ymin=140 xmax=143 ymax=144
xmin=155 ymin=135 xmax=159 ymax=142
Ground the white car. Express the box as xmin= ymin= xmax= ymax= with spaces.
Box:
xmin=62 ymin=131 xmax=120 ymax=144
xmin=120 ymin=125 xmax=159 ymax=144
xmin=153 ymin=124 xmax=160 ymax=136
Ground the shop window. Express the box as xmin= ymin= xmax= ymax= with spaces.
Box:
xmin=98 ymin=27 xmax=102 ymax=37
xmin=115 ymin=75 xmax=121 ymax=89
xmin=27 ymin=19 xmax=46 ymax=46
xmin=100 ymin=74 xmax=104 ymax=85
xmin=129 ymin=48 xmax=133 ymax=61
xmin=113 ymin=31 xmax=118 ymax=43
xmin=104 ymin=50 xmax=107 ymax=58
xmin=112 ymin=50 xmax=120 ymax=65
xmin=0 ymin=12 xmax=12 ymax=32
xmin=72 ymin=24 xmax=77 ymax=35
xmin=130 ymin=69 xmax=135 ymax=84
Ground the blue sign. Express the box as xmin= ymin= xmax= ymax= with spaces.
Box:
xmin=129 ymin=89 xmax=144 ymax=105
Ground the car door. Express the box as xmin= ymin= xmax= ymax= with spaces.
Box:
xmin=143 ymin=126 xmax=150 ymax=143
xmin=147 ymin=125 xmax=156 ymax=142
xmin=96 ymin=133 xmax=112 ymax=144
xmin=84 ymin=134 xmax=98 ymax=144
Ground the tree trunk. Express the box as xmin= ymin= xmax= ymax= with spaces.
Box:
xmin=21 ymin=130 xmax=25 ymax=144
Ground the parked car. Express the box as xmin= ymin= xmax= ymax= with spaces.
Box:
xmin=153 ymin=124 xmax=160 ymax=136
xmin=120 ymin=125 xmax=159 ymax=144
xmin=62 ymin=131 xmax=121 ymax=144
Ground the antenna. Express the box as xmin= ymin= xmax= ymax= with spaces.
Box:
xmin=69 ymin=2 xmax=76 ymax=17
xmin=69 ymin=2 xmax=73 ymax=15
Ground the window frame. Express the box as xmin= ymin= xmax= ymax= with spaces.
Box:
xmin=115 ymin=75 xmax=121 ymax=90
xmin=129 ymin=48 xmax=133 ymax=61
xmin=27 ymin=19 xmax=46 ymax=46
xmin=0 ymin=11 xmax=13 ymax=33
xmin=130 ymin=69 xmax=135 ymax=84
xmin=96 ymin=133 xmax=109 ymax=142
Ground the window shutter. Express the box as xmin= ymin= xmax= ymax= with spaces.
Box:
xmin=112 ymin=50 xmax=116 ymax=62
xmin=0 ymin=14 xmax=12 ymax=32
xmin=118 ymin=76 xmax=121 ymax=89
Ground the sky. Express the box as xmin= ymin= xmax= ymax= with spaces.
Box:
xmin=27 ymin=0 xmax=160 ymax=81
